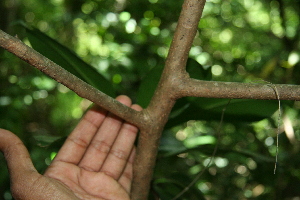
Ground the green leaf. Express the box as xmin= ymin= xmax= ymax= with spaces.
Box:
xmin=137 ymin=65 xmax=164 ymax=108
xmin=159 ymin=130 xmax=187 ymax=157
xmin=24 ymin=26 xmax=116 ymax=97
xmin=186 ymin=58 xmax=212 ymax=80
xmin=192 ymin=98 xmax=280 ymax=118
xmin=166 ymin=97 xmax=282 ymax=129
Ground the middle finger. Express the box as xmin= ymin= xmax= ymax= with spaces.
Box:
xmin=78 ymin=95 xmax=132 ymax=171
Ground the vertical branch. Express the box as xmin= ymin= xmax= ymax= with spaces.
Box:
xmin=131 ymin=0 xmax=207 ymax=199
xmin=163 ymin=0 xmax=206 ymax=75
xmin=131 ymin=125 xmax=170 ymax=199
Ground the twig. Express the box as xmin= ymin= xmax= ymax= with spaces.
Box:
xmin=265 ymin=83 xmax=281 ymax=174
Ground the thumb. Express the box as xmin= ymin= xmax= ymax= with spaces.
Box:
xmin=0 ymin=129 xmax=38 ymax=193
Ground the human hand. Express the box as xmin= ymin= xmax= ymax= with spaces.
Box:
xmin=0 ymin=95 xmax=142 ymax=200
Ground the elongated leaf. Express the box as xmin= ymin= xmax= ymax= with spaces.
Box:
xmin=159 ymin=129 xmax=187 ymax=157
xmin=186 ymin=58 xmax=212 ymax=81
xmin=191 ymin=98 xmax=280 ymax=116
xmin=24 ymin=26 xmax=115 ymax=97
xmin=137 ymin=58 xmax=211 ymax=108
xmin=137 ymin=65 xmax=164 ymax=108
xmin=166 ymin=97 xmax=283 ymax=128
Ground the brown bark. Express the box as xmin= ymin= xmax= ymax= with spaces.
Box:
xmin=177 ymin=78 xmax=300 ymax=101
xmin=1 ymin=0 xmax=300 ymax=199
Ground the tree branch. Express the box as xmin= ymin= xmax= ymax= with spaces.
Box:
xmin=177 ymin=78 xmax=300 ymax=101
xmin=163 ymin=0 xmax=206 ymax=75
xmin=148 ymin=0 xmax=207 ymax=118
xmin=131 ymin=0 xmax=207 ymax=199
xmin=0 ymin=29 xmax=146 ymax=127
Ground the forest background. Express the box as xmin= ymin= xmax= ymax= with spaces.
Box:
xmin=1 ymin=0 xmax=300 ymax=199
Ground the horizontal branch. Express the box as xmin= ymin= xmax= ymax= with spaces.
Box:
xmin=178 ymin=78 xmax=300 ymax=101
xmin=0 ymin=29 xmax=146 ymax=126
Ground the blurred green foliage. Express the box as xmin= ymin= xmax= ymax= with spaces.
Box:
xmin=1 ymin=0 xmax=300 ymax=199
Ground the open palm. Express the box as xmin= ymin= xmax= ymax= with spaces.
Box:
xmin=0 ymin=95 xmax=142 ymax=200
